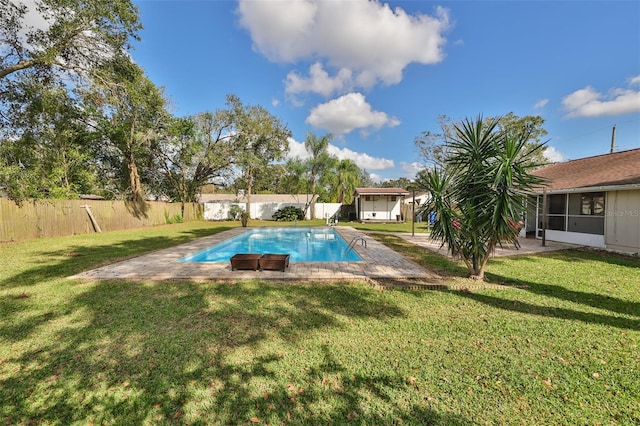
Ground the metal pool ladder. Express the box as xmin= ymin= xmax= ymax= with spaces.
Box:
xmin=346 ymin=237 xmax=367 ymax=252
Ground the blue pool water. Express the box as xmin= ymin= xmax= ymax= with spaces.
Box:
xmin=180 ymin=227 xmax=362 ymax=263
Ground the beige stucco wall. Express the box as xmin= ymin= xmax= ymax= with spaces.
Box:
xmin=605 ymin=190 xmax=640 ymax=253
xmin=359 ymin=195 xmax=404 ymax=221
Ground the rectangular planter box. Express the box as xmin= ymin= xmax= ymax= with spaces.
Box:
xmin=259 ymin=254 xmax=290 ymax=272
xmin=230 ymin=254 xmax=262 ymax=271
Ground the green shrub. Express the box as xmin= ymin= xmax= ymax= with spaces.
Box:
xmin=228 ymin=204 xmax=245 ymax=220
xmin=240 ymin=211 xmax=249 ymax=227
xmin=272 ymin=206 xmax=305 ymax=221
xmin=164 ymin=210 xmax=184 ymax=224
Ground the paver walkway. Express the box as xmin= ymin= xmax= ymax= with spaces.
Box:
xmin=71 ymin=227 xmax=575 ymax=283
xmin=71 ymin=226 xmax=438 ymax=282
xmin=394 ymin=232 xmax=574 ymax=258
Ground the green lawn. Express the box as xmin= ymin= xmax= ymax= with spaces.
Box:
xmin=351 ymin=220 xmax=428 ymax=234
xmin=1 ymin=221 xmax=638 ymax=425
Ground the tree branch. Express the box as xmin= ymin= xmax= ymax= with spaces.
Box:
xmin=0 ymin=59 xmax=38 ymax=79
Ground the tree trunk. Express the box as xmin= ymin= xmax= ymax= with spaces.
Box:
xmin=180 ymin=171 xmax=187 ymax=218
xmin=309 ymin=173 xmax=316 ymax=219
xmin=470 ymin=239 xmax=496 ymax=281
xmin=310 ymin=200 xmax=316 ymax=219
xmin=60 ymin=147 xmax=71 ymax=193
xmin=127 ymin=151 xmax=143 ymax=201
xmin=469 ymin=252 xmax=485 ymax=280
xmin=469 ymin=271 xmax=485 ymax=280
xmin=245 ymin=167 xmax=253 ymax=218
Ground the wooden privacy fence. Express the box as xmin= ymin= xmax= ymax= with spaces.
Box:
xmin=0 ymin=199 xmax=203 ymax=242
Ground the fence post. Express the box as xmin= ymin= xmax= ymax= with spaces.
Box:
xmin=82 ymin=204 xmax=102 ymax=233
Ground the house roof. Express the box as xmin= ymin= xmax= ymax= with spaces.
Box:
xmin=79 ymin=194 xmax=105 ymax=200
xmin=533 ymin=148 xmax=640 ymax=192
xmin=355 ymin=187 xmax=410 ymax=196
xmin=199 ymin=193 xmax=318 ymax=203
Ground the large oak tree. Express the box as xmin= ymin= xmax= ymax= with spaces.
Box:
xmin=84 ymin=56 xmax=167 ymax=202
xmin=0 ymin=0 xmax=140 ymax=81
xmin=226 ymin=95 xmax=291 ymax=214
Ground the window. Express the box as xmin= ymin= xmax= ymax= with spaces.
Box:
xmin=581 ymin=193 xmax=605 ymax=215
xmin=542 ymin=216 xmax=566 ymax=231
xmin=567 ymin=192 xmax=605 ymax=235
xmin=538 ymin=194 xmax=566 ymax=231
xmin=390 ymin=196 xmax=396 ymax=202
xmin=365 ymin=196 xmax=371 ymax=201
xmin=548 ymin=194 xmax=566 ymax=215
xmin=538 ymin=192 xmax=606 ymax=236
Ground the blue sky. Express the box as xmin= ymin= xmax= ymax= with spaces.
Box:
xmin=131 ymin=0 xmax=640 ymax=182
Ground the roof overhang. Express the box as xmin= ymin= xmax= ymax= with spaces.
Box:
xmin=531 ymin=183 xmax=640 ymax=195
xmin=355 ymin=188 xmax=410 ymax=196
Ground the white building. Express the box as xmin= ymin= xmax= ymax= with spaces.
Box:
xmin=354 ymin=187 xmax=410 ymax=222
xmin=199 ymin=193 xmax=341 ymax=221
xmin=530 ymin=148 xmax=640 ymax=254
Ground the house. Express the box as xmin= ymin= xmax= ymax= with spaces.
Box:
xmin=403 ymin=191 xmax=431 ymax=221
xmin=354 ymin=187 xmax=410 ymax=222
xmin=529 ymin=148 xmax=640 ymax=254
xmin=403 ymin=191 xmax=430 ymax=206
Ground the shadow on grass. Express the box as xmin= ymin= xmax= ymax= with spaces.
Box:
xmin=485 ymin=249 xmax=640 ymax=319
xmin=483 ymin=274 xmax=640 ymax=321
xmin=0 ymin=280 xmax=472 ymax=425
xmin=374 ymin=235 xmax=640 ymax=330
xmin=453 ymin=288 xmax=640 ymax=331
xmin=369 ymin=233 xmax=468 ymax=278
xmin=0 ymin=226 xmax=233 ymax=289
xmin=201 ymin=344 xmax=470 ymax=425
xmin=465 ymin=255 xmax=638 ymax=330
xmin=490 ymin=248 xmax=640 ymax=270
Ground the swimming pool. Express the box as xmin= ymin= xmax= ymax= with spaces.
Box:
xmin=179 ymin=227 xmax=362 ymax=263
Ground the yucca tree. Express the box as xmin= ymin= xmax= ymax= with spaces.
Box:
xmin=418 ymin=115 xmax=546 ymax=280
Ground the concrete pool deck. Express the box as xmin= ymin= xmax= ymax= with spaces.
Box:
xmin=70 ymin=226 xmax=574 ymax=283
xmin=395 ymin=232 xmax=575 ymax=258
xmin=70 ymin=226 xmax=435 ymax=282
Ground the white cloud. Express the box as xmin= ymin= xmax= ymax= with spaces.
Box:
xmin=562 ymin=82 xmax=640 ymax=118
xmin=18 ymin=0 xmax=51 ymax=36
xmin=533 ymin=98 xmax=548 ymax=109
xmin=286 ymin=137 xmax=310 ymax=160
xmin=305 ymin=92 xmax=400 ymax=135
xmin=237 ymin=0 xmax=450 ymax=94
xmin=629 ymin=75 xmax=640 ymax=85
xmin=286 ymin=137 xmax=394 ymax=171
xmin=285 ymin=63 xmax=352 ymax=97
xmin=369 ymin=173 xmax=383 ymax=183
xmin=543 ymin=146 xmax=564 ymax=163
xmin=400 ymin=161 xmax=425 ymax=178
xmin=271 ymin=98 xmax=280 ymax=107
xmin=327 ymin=145 xmax=394 ymax=171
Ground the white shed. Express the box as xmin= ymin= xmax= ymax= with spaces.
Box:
xmin=354 ymin=187 xmax=410 ymax=222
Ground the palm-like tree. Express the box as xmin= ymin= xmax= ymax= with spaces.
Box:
xmin=282 ymin=158 xmax=308 ymax=205
xmin=303 ymin=132 xmax=332 ymax=215
xmin=418 ymin=115 xmax=546 ymax=280
xmin=331 ymin=159 xmax=361 ymax=204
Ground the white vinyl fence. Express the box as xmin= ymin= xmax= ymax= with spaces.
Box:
xmin=203 ymin=201 xmax=342 ymax=221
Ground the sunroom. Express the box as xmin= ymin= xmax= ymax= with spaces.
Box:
xmin=529 ymin=148 xmax=640 ymax=254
